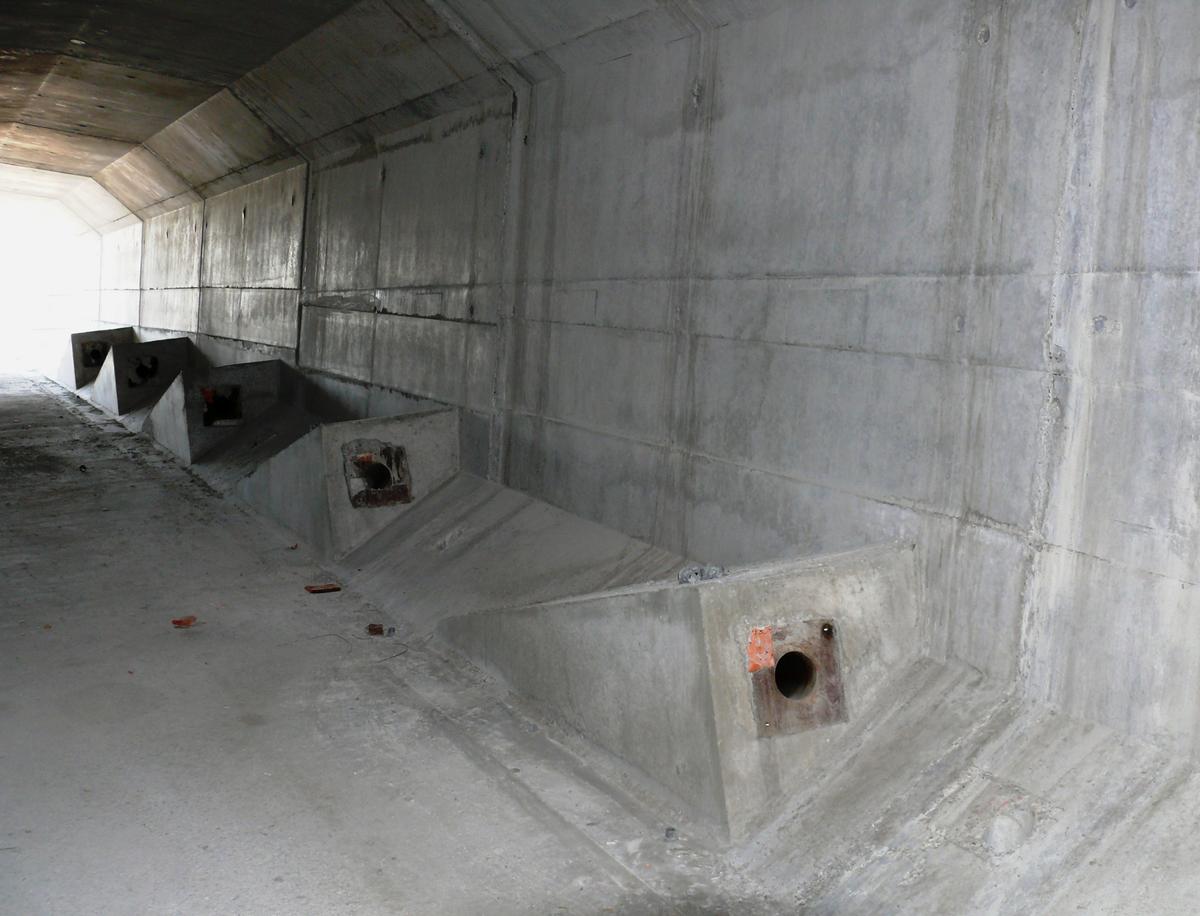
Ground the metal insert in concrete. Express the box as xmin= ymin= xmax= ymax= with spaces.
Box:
xmin=749 ymin=619 xmax=847 ymax=738
xmin=341 ymin=438 xmax=413 ymax=508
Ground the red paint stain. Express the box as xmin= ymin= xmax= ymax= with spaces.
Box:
xmin=747 ymin=626 xmax=775 ymax=673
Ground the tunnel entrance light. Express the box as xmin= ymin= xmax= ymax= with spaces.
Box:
xmin=0 ymin=191 xmax=103 ymax=374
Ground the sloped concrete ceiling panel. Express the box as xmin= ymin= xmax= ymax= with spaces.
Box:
xmin=0 ymin=0 xmax=361 ymax=85
xmin=0 ymin=0 xmax=361 ymax=177
xmin=234 ymin=0 xmax=506 ymax=155
xmin=0 ymin=50 xmax=56 ymax=122
xmin=94 ymin=146 xmax=197 ymax=215
xmin=0 ymin=122 xmax=130 ymax=174
xmin=440 ymin=0 xmax=661 ymax=62
xmin=17 ymin=56 xmax=215 ymax=142
xmin=143 ymin=90 xmax=294 ymax=191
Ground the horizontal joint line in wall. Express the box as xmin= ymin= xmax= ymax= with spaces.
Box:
xmin=294 ymin=366 xmax=440 ymax=403
xmin=511 ymin=412 xmax=1035 ymax=541
xmin=512 ymin=316 xmax=1052 ymax=374
xmin=512 ymin=268 xmax=1200 ymax=285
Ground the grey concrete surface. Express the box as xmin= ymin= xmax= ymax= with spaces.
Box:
xmin=9 ymin=0 xmax=1200 ymax=909
xmin=143 ymin=359 xmax=292 ymax=465
xmin=0 ymin=0 xmax=359 ymax=174
xmin=56 ymin=325 xmax=135 ymax=389
xmin=86 ymin=336 xmax=192 ymax=417
xmin=440 ymin=544 xmax=921 ymax=840
xmin=0 ymin=374 xmax=768 ymax=915
xmin=84 ymin=0 xmax=1200 ymax=768
xmin=10 ymin=373 xmax=1200 ymax=913
xmin=341 ymin=471 xmax=684 ymax=636
xmin=235 ymin=409 xmax=460 ymax=559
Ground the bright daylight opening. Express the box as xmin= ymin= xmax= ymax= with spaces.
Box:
xmin=0 ymin=191 xmax=101 ymax=373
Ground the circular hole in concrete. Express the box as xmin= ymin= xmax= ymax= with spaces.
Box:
xmin=361 ymin=461 xmax=392 ymax=490
xmin=774 ymin=651 xmax=815 ymax=700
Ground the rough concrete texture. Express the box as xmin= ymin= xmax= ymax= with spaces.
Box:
xmin=11 ymin=0 xmax=1200 ymax=910
xmin=0 ymin=0 xmax=359 ymax=174
xmin=13 ymin=373 xmax=1200 ymax=913
xmin=143 ymin=359 xmax=292 ymax=465
xmin=109 ymin=0 xmax=1200 ymax=769
xmin=235 ymin=410 xmax=460 ymax=559
xmin=1 ymin=374 xmax=776 ymax=914
xmin=99 ymin=222 xmax=143 ymax=326
xmin=184 ymin=401 xmax=324 ymax=495
xmin=142 ymin=370 xmax=190 ymax=461
xmin=57 ymin=325 xmax=135 ymax=388
xmin=86 ymin=336 xmax=192 ymax=416
xmin=441 ymin=544 xmax=921 ymax=840
xmin=341 ymin=471 xmax=683 ymax=636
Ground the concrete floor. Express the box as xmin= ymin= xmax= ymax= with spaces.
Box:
xmin=0 ymin=374 xmax=766 ymax=915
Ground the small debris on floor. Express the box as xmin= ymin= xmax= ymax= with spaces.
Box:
xmin=171 ymin=615 xmax=198 ymax=628
xmin=366 ymin=623 xmax=385 ymax=636
xmin=42 ymin=623 xmax=52 ymax=630
xmin=664 ymin=827 xmax=677 ymax=841
xmin=287 ymin=544 xmax=298 ymax=550
xmin=677 ymin=563 xmax=726 ymax=584
xmin=78 ymin=464 xmax=87 ymax=473
xmin=304 ymin=583 xmax=341 ymax=594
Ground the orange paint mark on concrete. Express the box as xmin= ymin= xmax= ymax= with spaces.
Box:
xmin=747 ymin=626 xmax=775 ymax=673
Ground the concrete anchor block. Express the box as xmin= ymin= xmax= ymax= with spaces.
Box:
xmin=439 ymin=541 xmax=922 ymax=841
xmin=56 ymin=326 xmax=137 ymax=389
xmin=89 ymin=337 xmax=193 ymax=416
xmin=235 ymin=409 xmax=460 ymax=558
xmin=143 ymin=359 xmax=293 ymax=465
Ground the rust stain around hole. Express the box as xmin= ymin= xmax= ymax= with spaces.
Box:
xmin=342 ymin=438 xmax=413 ymax=509
xmin=749 ymin=619 xmax=848 ymax=738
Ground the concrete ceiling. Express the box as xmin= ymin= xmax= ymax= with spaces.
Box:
xmin=0 ymin=0 xmax=360 ymax=174
xmin=0 ymin=0 xmax=791 ymax=212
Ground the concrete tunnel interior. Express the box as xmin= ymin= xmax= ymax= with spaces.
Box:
xmin=2 ymin=0 xmax=1198 ymax=912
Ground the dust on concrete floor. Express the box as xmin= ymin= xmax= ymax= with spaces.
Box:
xmin=0 ymin=374 xmax=770 ymax=915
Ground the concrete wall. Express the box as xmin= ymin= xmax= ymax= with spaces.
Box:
xmin=140 ymin=203 xmax=199 ymax=333
xmin=487 ymin=0 xmax=1200 ymax=760
xmin=118 ymin=0 xmax=1200 ymax=757
xmin=136 ymin=165 xmax=305 ymax=361
xmin=199 ymin=164 xmax=305 ymax=351
xmin=514 ymin=3 xmax=1026 ymax=637
xmin=98 ymin=223 xmax=142 ymax=326
xmin=297 ymin=97 xmax=512 ymax=435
